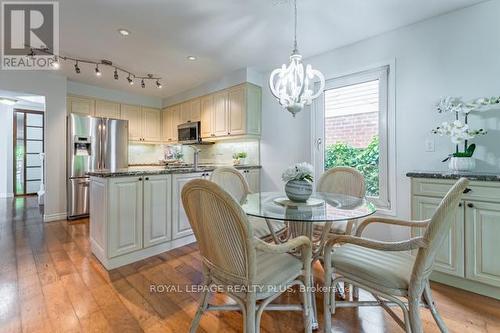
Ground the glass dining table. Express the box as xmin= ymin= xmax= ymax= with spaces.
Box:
xmin=241 ymin=191 xmax=376 ymax=329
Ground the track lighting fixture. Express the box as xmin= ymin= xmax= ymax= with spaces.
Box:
xmin=74 ymin=61 xmax=80 ymax=74
xmin=26 ymin=47 xmax=162 ymax=89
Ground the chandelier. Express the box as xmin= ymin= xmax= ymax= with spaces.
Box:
xmin=269 ymin=0 xmax=325 ymax=117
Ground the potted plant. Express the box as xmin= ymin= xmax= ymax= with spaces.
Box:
xmin=233 ymin=152 xmax=248 ymax=165
xmin=282 ymin=162 xmax=314 ymax=202
xmin=432 ymin=97 xmax=492 ymax=172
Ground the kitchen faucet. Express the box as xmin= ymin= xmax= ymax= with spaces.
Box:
xmin=186 ymin=145 xmax=201 ymax=171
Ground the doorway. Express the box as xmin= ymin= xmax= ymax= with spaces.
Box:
xmin=13 ymin=109 xmax=44 ymax=196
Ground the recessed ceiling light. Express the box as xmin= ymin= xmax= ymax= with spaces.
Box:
xmin=118 ymin=29 xmax=130 ymax=36
xmin=187 ymin=56 xmax=197 ymax=61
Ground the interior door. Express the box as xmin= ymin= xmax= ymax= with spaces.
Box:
xmin=13 ymin=110 xmax=44 ymax=196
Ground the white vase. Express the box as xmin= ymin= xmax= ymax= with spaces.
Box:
xmin=448 ymin=157 xmax=476 ymax=172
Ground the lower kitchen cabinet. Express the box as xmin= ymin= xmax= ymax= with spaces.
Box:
xmin=172 ymin=172 xmax=211 ymax=239
xmin=143 ymin=175 xmax=172 ymax=247
xmin=465 ymin=201 xmax=500 ymax=287
xmin=108 ymin=177 xmax=144 ymax=258
xmin=241 ymin=168 xmax=261 ymax=193
xmin=410 ymin=176 xmax=500 ymax=299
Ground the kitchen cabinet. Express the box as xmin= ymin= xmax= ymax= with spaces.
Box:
xmin=120 ymin=104 xmax=142 ymax=141
xmin=172 ymin=172 xmax=211 ymax=240
xmin=241 ymin=168 xmax=261 ymax=194
xmin=411 ymin=196 xmax=464 ymax=277
xmin=190 ymin=98 xmax=201 ymax=122
xmin=67 ymin=96 xmax=95 ymax=116
xmin=200 ymin=83 xmax=261 ymax=139
xmin=108 ymin=177 xmax=143 ymax=258
xmin=142 ymin=107 xmax=162 ymax=142
xmin=200 ymin=95 xmax=214 ymax=138
xmin=410 ymin=177 xmax=500 ymax=299
xmin=180 ymin=102 xmax=191 ymax=124
xmin=143 ymin=175 xmax=172 ymax=247
xmin=213 ymin=90 xmax=229 ymax=137
xmin=465 ymin=201 xmax=500 ymax=287
xmin=161 ymin=105 xmax=180 ymax=143
xmin=95 ymin=100 xmax=121 ymax=119
xmin=179 ymin=99 xmax=201 ymax=124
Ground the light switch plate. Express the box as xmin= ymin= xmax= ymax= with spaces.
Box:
xmin=425 ymin=139 xmax=435 ymax=152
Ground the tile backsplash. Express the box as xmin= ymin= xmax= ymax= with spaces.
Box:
xmin=128 ymin=138 xmax=260 ymax=165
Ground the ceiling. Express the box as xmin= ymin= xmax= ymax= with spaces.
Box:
xmin=56 ymin=0 xmax=485 ymax=98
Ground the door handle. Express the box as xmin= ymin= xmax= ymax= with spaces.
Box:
xmin=315 ymin=138 xmax=322 ymax=151
xmin=467 ymin=203 xmax=474 ymax=208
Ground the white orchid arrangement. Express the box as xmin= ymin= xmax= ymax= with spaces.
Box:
xmin=282 ymin=162 xmax=314 ymax=183
xmin=433 ymin=96 xmax=490 ymax=161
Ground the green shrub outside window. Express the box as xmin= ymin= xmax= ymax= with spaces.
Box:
xmin=324 ymin=136 xmax=380 ymax=197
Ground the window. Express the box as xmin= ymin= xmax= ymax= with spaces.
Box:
xmin=313 ymin=66 xmax=392 ymax=209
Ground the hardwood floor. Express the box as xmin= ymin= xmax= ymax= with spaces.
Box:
xmin=1 ymin=197 xmax=499 ymax=333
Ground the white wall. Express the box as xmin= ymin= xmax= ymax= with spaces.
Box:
xmin=162 ymin=68 xmax=264 ymax=107
xmin=67 ymin=80 xmax=162 ymax=108
xmin=0 ymin=71 xmax=67 ymax=221
xmin=259 ymin=0 xmax=500 ymax=240
xmin=0 ymin=105 xmax=14 ymax=197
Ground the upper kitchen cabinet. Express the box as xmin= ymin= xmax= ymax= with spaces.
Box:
xmin=142 ymin=107 xmax=162 ymax=142
xmin=179 ymin=98 xmax=201 ymax=124
xmin=120 ymin=104 xmax=142 ymax=141
xmin=95 ymin=100 xmax=121 ymax=119
xmin=161 ymin=105 xmax=180 ymax=143
xmin=67 ymin=96 xmax=95 ymax=116
xmin=200 ymin=83 xmax=262 ymax=139
xmin=200 ymin=95 xmax=214 ymax=138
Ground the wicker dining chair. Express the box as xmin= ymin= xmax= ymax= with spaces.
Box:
xmin=182 ymin=179 xmax=313 ymax=333
xmin=210 ymin=167 xmax=286 ymax=242
xmin=315 ymin=166 xmax=366 ymax=236
xmin=323 ymin=177 xmax=469 ymax=333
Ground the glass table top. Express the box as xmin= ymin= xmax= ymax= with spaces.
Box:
xmin=241 ymin=192 xmax=376 ymax=223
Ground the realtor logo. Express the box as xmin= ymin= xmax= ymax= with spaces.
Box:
xmin=1 ymin=1 xmax=59 ymax=69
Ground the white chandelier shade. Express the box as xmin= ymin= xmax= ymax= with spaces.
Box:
xmin=269 ymin=0 xmax=325 ymax=117
xmin=269 ymin=52 xmax=325 ymax=116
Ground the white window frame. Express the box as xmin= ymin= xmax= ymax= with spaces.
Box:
xmin=311 ymin=63 xmax=396 ymax=213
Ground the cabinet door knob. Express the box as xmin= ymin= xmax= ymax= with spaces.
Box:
xmin=145 ymin=177 xmax=149 ymax=181
xmin=228 ymin=132 xmax=230 ymax=135
xmin=467 ymin=203 xmax=474 ymax=208
xmin=138 ymin=177 xmax=143 ymax=181
xmin=458 ymin=203 xmax=462 ymax=207
xmin=463 ymin=188 xmax=472 ymax=194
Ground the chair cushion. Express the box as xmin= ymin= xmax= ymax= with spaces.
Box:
xmin=314 ymin=220 xmax=348 ymax=234
xmin=255 ymin=250 xmax=303 ymax=296
xmin=249 ymin=216 xmax=286 ymax=239
xmin=331 ymin=244 xmax=414 ymax=291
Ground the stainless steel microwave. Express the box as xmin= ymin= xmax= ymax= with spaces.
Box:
xmin=178 ymin=121 xmax=201 ymax=144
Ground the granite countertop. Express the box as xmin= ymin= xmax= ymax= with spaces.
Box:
xmin=87 ymin=164 xmax=261 ymax=178
xmin=406 ymin=171 xmax=500 ymax=182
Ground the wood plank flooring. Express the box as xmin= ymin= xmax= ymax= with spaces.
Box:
xmin=1 ymin=197 xmax=499 ymax=332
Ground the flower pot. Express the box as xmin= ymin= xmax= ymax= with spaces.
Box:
xmin=448 ymin=157 xmax=476 ymax=172
xmin=239 ymin=158 xmax=246 ymax=165
xmin=285 ymin=180 xmax=312 ymax=202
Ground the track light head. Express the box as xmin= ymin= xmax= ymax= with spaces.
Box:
xmin=141 ymin=79 xmax=145 ymax=88
xmin=156 ymin=80 xmax=162 ymax=89
xmin=95 ymin=65 xmax=101 ymax=76
xmin=114 ymin=68 xmax=119 ymax=80
xmin=51 ymin=56 xmax=60 ymax=69
xmin=74 ymin=61 xmax=80 ymax=74
xmin=127 ymin=75 xmax=134 ymax=85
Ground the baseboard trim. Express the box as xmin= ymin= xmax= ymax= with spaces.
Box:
xmin=0 ymin=193 xmax=14 ymax=198
xmin=430 ymin=271 xmax=500 ymax=300
xmin=43 ymin=212 xmax=67 ymax=222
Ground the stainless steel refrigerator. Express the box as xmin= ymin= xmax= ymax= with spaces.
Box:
xmin=67 ymin=113 xmax=128 ymax=219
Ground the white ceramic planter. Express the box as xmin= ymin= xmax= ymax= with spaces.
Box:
xmin=448 ymin=157 xmax=476 ymax=172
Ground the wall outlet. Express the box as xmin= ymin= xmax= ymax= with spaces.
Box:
xmin=425 ymin=139 xmax=435 ymax=152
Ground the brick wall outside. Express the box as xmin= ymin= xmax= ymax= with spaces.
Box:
xmin=325 ymin=111 xmax=378 ymax=148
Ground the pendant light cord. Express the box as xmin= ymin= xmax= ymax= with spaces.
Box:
xmin=293 ymin=0 xmax=298 ymax=53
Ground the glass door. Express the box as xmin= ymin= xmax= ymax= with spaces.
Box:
xmin=13 ymin=110 xmax=44 ymax=196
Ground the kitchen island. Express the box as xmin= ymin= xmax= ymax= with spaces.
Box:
xmin=88 ymin=165 xmax=261 ymax=269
